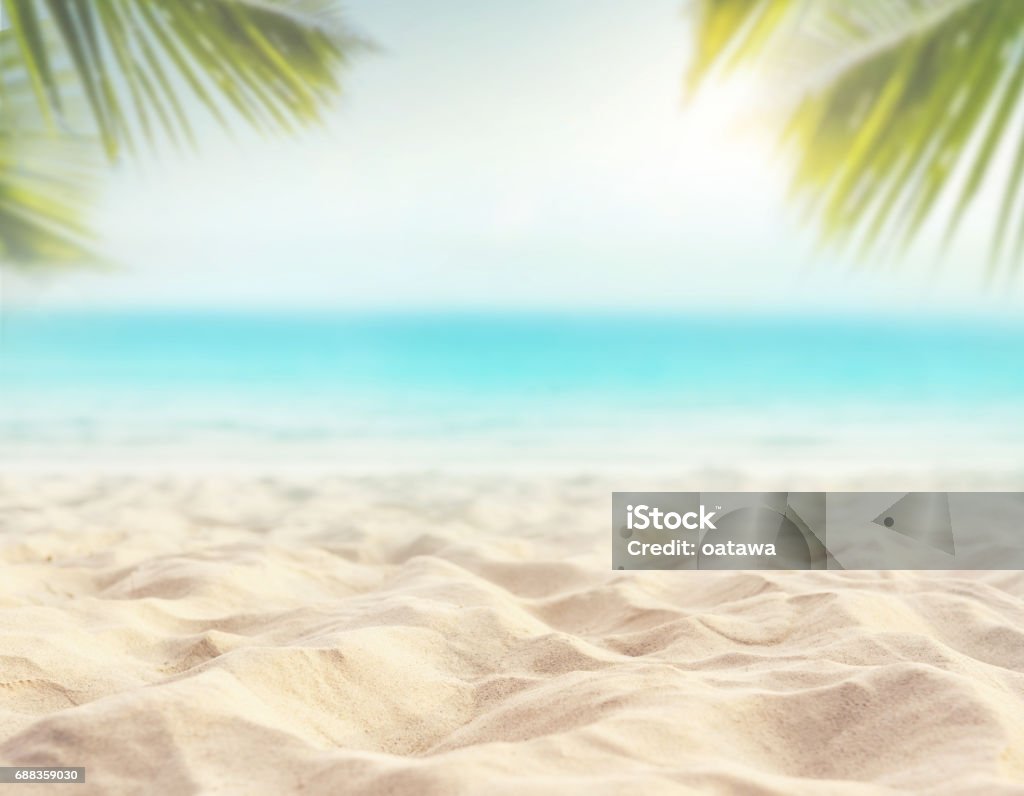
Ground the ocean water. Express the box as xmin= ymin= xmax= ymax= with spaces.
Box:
xmin=2 ymin=310 xmax=1023 ymax=472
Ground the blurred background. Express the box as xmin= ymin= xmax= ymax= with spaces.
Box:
xmin=1 ymin=0 xmax=1022 ymax=478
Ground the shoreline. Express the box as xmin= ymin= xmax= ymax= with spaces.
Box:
xmin=1 ymin=462 xmax=1021 ymax=492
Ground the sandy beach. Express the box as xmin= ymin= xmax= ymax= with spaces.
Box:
xmin=1 ymin=473 xmax=1023 ymax=794
xmin=3 ymin=0 xmax=1024 ymax=791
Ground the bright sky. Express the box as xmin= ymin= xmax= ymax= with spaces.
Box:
xmin=13 ymin=0 xmax=1024 ymax=314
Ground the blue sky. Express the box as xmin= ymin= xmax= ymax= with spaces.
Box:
xmin=11 ymin=0 xmax=1023 ymax=314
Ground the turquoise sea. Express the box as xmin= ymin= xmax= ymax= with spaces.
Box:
xmin=2 ymin=310 xmax=1023 ymax=470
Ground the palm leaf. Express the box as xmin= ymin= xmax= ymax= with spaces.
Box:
xmin=3 ymin=0 xmax=358 ymax=158
xmin=0 ymin=0 xmax=357 ymax=269
xmin=687 ymin=0 xmax=1024 ymax=272
xmin=0 ymin=132 xmax=96 ymax=265
xmin=0 ymin=15 xmax=97 ymax=267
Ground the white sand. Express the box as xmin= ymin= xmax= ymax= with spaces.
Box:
xmin=1 ymin=473 xmax=1024 ymax=794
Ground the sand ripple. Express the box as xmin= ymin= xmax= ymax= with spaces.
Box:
xmin=1 ymin=476 xmax=1024 ymax=794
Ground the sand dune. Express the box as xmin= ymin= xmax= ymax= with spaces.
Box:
xmin=1 ymin=475 xmax=1024 ymax=794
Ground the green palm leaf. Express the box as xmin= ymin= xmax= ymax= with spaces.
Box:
xmin=0 ymin=16 xmax=98 ymax=266
xmin=0 ymin=0 xmax=357 ymax=268
xmin=0 ymin=133 xmax=95 ymax=265
xmin=3 ymin=0 xmax=358 ymax=157
xmin=687 ymin=0 xmax=1024 ymax=272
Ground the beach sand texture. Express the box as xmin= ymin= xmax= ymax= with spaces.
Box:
xmin=2 ymin=474 xmax=1024 ymax=794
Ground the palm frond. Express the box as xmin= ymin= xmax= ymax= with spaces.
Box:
xmin=0 ymin=17 xmax=96 ymax=268
xmin=685 ymin=0 xmax=806 ymax=92
xmin=0 ymin=0 xmax=357 ymax=269
xmin=3 ymin=0 xmax=359 ymax=158
xmin=0 ymin=132 xmax=96 ymax=266
xmin=687 ymin=0 xmax=1024 ymax=272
